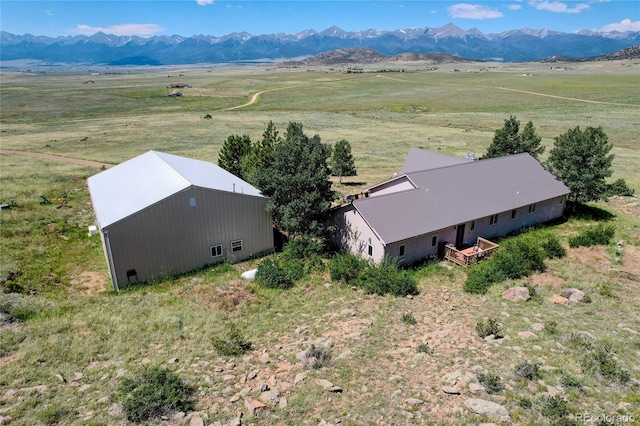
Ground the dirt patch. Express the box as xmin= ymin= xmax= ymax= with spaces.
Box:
xmin=71 ymin=271 xmax=107 ymax=295
xmin=529 ymin=273 xmax=566 ymax=291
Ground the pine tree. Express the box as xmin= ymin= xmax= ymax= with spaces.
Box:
xmin=484 ymin=116 xmax=544 ymax=160
xmin=546 ymin=126 xmax=614 ymax=204
xmin=255 ymin=122 xmax=334 ymax=236
xmin=331 ymin=139 xmax=356 ymax=184
xmin=218 ymin=134 xmax=251 ymax=179
xmin=242 ymin=121 xmax=281 ymax=186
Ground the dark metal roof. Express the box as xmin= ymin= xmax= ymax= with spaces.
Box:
xmin=400 ymin=147 xmax=472 ymax=174
xmin=353 ymin=153 xmax=570 ymax=244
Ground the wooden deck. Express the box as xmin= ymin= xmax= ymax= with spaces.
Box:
xmin=444 ymin=237 xmax=499 ymax=267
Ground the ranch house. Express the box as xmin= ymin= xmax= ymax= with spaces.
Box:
xmin=88 ymin=151 xmax=274 ymax=291
xmin=332 ymin=148 xmax=571 ymax=265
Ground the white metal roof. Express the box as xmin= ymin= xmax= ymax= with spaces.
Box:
xmin=88 ymin=151 xmax=264 ymax=228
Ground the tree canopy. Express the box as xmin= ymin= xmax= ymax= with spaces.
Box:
xmin=331 ymin=139 xmax=356 ymax=183
xmin=484 ymin=116 xmax=544 ymax=160
xmin=218 ymin=134 xmax=252 ymax=180
xmin=255 ymin=122 xmax=334 ymax=236
xmin=242 ymin=120 xmax=281 ymax=186
xmin=546 ymin=126 xmax=614 ymax=204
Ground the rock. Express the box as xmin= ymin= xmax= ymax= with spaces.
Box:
xmin=405 ymin=398 xmax=424 ymax=406
xmin=517 ymin=331 xmax=537 ymax=339
xmin=442 ymin=385 xmax=461 ymax=395
xmin=341 ymin=308 xmax=356 ymax=317
xmin=552 ymin=294 xmax=569 ymax=305
xmin=316 ymin=379 xmax=342 ymax=393
xmin=464 ymin=398 xmax=510 ymax=422
xmin=562 ymin=288 xmax=585 ymax=303
xmin=532 ymin=323 xmax=544 ymax=331
xmin=107 ymin=403 xmax=122 ymax=418
xmin=228 ymin=412 xmax=243 ymax=426
xmin=189 ymin=416 xmax=205 ymax=426
xmin=244 ymin=397 xmax=270 ymax=416
xmin=469 ymin=383 xmax=485 ymax=395
xmin=259 ymin=389 xmax=280 ymax=404
xmin=55 ymin=373 xmax=66 ymax=383
xmin=294 ymin=372 xmax=307 ymax=385
xmin=502 ymin=286 xmax=530 ymax=302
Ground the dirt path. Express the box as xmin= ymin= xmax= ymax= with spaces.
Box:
xmin=0 ymin=149 xmax=113 ymax=169
xmin=376 ymin=74 xmax=639 ymax=107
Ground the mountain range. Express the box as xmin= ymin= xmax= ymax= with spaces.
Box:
xmin=1 ymin=23 xmax=639 ymax=66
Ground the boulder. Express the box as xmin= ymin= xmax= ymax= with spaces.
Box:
xmin=241 ymin=269 xmax=257 ymax=280
xmin=502 ymin=286 xmax=530 ymax=302
xmin=464 ymin=398 xmax=511 ymax=422
xmin=244 ymin=397 xmax=270 ymax=416
xmin=552 ymin=294 xmax=569 ymax=305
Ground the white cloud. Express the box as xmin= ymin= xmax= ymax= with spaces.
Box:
xmin=506 ymin=4 xmax=523 ymax=10
xmin=601 ymin=18 xmax=640 ymax=32
xmin=75 ymin=23 xmax=164 ymax=36
xmin=196 ymin=0 xmax=214 ymax=5
xmin=447 ymin=3 xmax=504 ymax=19
xmin=528 ymin=1 xmax=589 ymax=13
xmin=44 ymin=9 xmax=53 ymax=16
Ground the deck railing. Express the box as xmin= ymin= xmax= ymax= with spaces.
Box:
xmin=444 ymin=237 xmax=499 ymax=267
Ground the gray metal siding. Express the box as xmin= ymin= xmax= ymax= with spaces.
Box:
xmin=104 ymin=187 xmax=273 ymax=288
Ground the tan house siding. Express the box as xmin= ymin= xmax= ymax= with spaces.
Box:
xmin=369 ymin=176 xmax=415 ymax=197
xmin=103 ymin=187 xmax=273 ymax=288
xmin=332 ymin=204 xmax=385 ymax=263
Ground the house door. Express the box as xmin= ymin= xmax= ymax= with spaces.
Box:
xmin=455 ymin=223 xmax=466 ymax=247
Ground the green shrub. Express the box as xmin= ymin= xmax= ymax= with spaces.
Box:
xmin=518 ymin=397 xmax=533 ymax=409
xmin=281 ymin=235 xmax=324 ymax=260
xmin=416 ymin=343 xmax=433 ymax=354
xmin=476 ymin=317 xmax=503 ymax=339
xmin=543 ymin=320 xmax=559 ymax=335
xmin=463 ymin=261 xmax=505 ymax=294
xmin=580 ymin=342 xmax=630 ymax=384
xmin=401 ymin=313 xmax=417 ymax=325
xmin=280 ymin=258 xmax=305 ymax=281
xmin=492 ymin=235 xmax=546 ymax=279
xmin=118 ymin=366 xmax=196 ymax=423
xmin=560 ymin=374 xmax=582 ymax=388
xmin=606 ymin=178 xmax=635 ymax=197
xmin=356 ymin=258 xmax=418 ymax=297
xmin=569 ymin=224 xmax=615 ymax=248
xmin=255 ymin=259 xmax=294 ymax=289
xmin=598 ymin=283 xmax=614 ymax=297
xmin=514 ymin=361 xmax=540 ymax=380
xmin=328 ymin=253 xmax=366 ymax=285
xmin=541 ymin=395 xmax=569 ymax=418
xmin=477 ymin=373 xmax=504 ymax=394
xmin=211 ymin=323 xmax=253 ymax=356
xmin=300 ymin=344 xmax=331 ymax=369
xmin=541 ymin=235 xmax=567 ymax=259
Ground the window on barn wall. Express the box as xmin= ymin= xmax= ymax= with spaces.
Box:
xmin=489 ymin=214 xmax=499 ymax=226
xmin=431 ymin=235 xmax=438 ymax=247
xmin=528 ymin=204 xmax=536 ymax=214
xmin=470 ymin=220 xmax=475 ymax=231
xmin=189 ymin=197 xmax=197 ymax=207
xmin=231 ymin=240 xmax=243 ymax=252
xmin=399 ymin=245 xmax=405 ymax=256
xmin=511 ymin=209 xmax=517 ymax=220
xmin=210 ymin=244 xmax=223 ymax=257
xmin=367 ymin=244 xmax=373 ymax=257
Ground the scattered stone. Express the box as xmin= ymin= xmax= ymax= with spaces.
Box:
xmin=502 ymin=286 xmax=530 ymax=302
xmin=316 ymin=379 xmax=342 ymax=393
xmin=294 ymin=372 xmax=307 ymax=385
xmin=107 ymin=403 xmax=122 ymax=418
xmin=341 ymin=308 xmax=356 ymax=317
xmin=55 ymin=373 xmax=66 ymax=383
xmin=247 ymin=369 xmax=259 ymax=380
xmin=189 ymin=416 xmax=204 ymax=426
xmin=464 ymin=398 xmax=511 ymax=422
xmin=228 ymin=412 xmax=243 ymax=426
xmin=279 ymin=397 xmax=288 ymax=409
xmin=405 ymin=398 xmax=424 ymax=406
xmin=222 ymin=375 xmax=235 ymax=382
xmin=244 ymin=397 xmax=270 ymax=416
xmin=241 ymin=269 xmax=257 ymax=280
xmin=259 ymin=388 xmax=280 ymax=405
xmin=552 ymin=294 xmax=569 ymax=305
xmin=442 ymin=385 xmax=461 ymax=395
xmin=73 ymin=372 xmax=84 ymax=381
xmin=517 ymin=331 xmax=537 ymax=339
xmin=532 ymin=323 xmax=544 ymax=331
xmin=469 ymin=383 xmax=485 ymax=395
xmin=562 ymin=288 xmax=585 ymax=303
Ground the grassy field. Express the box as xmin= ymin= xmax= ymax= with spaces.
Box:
xmin=1 ymin=60 xmax=639 ymax=425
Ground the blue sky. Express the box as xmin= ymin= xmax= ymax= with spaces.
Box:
xmin=1 ymin=1 xmax=638 ymax=38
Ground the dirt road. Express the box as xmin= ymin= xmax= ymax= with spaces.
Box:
xmin=0 ymin=149 xmax=113 ymax=169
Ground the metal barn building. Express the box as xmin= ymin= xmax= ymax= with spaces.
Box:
xmin=88 ymin=151 xmax=274 ymax=290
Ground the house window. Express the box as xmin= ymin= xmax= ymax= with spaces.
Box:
xmin=528 ymin=204 xmax=536 ymax=214
xmin=511 ymin=209 xmax=517 ymax=220
xmin=560 ymin=196 xmax=565 ymax=204
xmin=189 ymin=197 xmax=197 ymax=207
xmin=210 ymin=244 xmax=223 ymax=258
xmin=399 ymin=245 xmax=405 ymax=257
xmin=470 ymin=220 xmax=475 ymax=231
xmin=431 ymin=235 xmax=438 ymax=247
xmin=489 ymin=214 xmax=499 ymax=226
xmin=231 ymin=240 xmax=243 ymax=252
xmin=367 ymin=244 xmax=374 ymax=257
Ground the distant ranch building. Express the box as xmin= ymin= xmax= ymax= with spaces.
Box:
xmin=88 ymin=151 xmax=274 ymax=290
xmin=332 ymin=148 xmax=570 ymax=265
xmin=168 ymin=83 xmax=192 ymax=88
